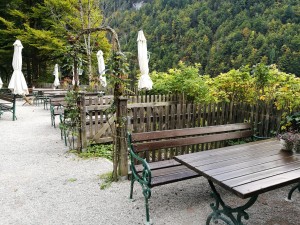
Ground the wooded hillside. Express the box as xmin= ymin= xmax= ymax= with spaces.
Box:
xmin=102 ymin=0 xmax=300 ymax=76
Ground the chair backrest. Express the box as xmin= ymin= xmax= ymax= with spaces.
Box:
xmin=37 ymin=91 xmax=44 ymax=96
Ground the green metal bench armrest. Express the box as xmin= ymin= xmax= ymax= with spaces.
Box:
xmin=128 ymin=133 xmax=152 ymax=187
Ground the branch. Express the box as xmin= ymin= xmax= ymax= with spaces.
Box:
xmin=75 ymin=26 xmax=121 ymax=52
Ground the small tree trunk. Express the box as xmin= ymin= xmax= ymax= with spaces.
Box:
xmin=118 ymin=97 xmax=128 ymax=177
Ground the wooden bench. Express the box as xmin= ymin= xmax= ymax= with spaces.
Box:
xmin=0 ymin=93 xmax=16 ymax=121
xmin=127 ymin=123 xmax=254 ymax=224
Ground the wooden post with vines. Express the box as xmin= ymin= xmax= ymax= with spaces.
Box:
xmin=117 ymin=97 xmax=128 ymax=177
xmin=75 ymin=26 xmax=128 ymax=180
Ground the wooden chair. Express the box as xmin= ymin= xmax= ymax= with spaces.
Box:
xmin=22 ymin=95 xmax=33 ymax=106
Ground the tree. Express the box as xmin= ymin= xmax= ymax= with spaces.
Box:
xmin=40 ymin=0 xmax=111 ymax=84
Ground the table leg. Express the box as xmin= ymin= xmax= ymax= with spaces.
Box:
xmin=206 ymin=180 xmax=258 ymax=225
xmin=287 ymin=182 xmax=300 ymax=200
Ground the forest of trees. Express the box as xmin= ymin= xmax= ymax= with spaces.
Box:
xmin=103 ymin=0 xmax=300 ymax=77
xmin=0 ymin=0 xmax=299 ymax=87
xmin=0 ymin=0 xmax=110 ymax=86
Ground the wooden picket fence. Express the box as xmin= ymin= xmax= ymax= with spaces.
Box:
xmin=78 ymin=94 xmax=179 ymax=147
xmin=77 ymin=93 xmax=284 ymax=155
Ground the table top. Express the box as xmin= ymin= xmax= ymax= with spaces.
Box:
xmin=174 ymin=139 xmax=300 ymax=199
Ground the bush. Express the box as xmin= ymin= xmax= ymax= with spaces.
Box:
xmin=78 ymin=144 xmax=113 ymax=160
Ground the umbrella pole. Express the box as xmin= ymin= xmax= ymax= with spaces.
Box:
xmin=13 ymin=94 xmax=16 ymax=121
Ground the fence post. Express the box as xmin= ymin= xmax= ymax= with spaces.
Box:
xmin=79 ymin=92 xmax=87 ymax=151
xmin=117 ymin=96 xmax=128 ymax=178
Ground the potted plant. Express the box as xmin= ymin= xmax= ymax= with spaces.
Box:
xmin=279 ymin=112 xmax=300 ymax=153
xmin=293 ymin=133 xmax=300 ymax=153
xmin=277 ymin=132 xmax=295 ymax=151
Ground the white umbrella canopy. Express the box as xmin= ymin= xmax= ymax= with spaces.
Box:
xmin=137 ymin=30 xmax=153 ymax=90
xmin=8 ymin=40 xmax=28 ymax=95
xmin=96 ymin=50 xmax=107 ymax=87
xmin=0 ymin=77 xmax=3 ymax=89
xmin=53 ymin=64 xmax=60 ymax=87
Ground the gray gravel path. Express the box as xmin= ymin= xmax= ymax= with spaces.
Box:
xmin=0 ymin=100 xmax=299 ymax=225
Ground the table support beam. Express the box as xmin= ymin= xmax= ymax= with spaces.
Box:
xmin=288 ymin=182 xmax=300 ymax=200
xmin=206 ymin=180 xmax=258 ymax=225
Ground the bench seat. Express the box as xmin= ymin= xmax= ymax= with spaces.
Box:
xmin=136 ymin=159 xmax=199 ymax=187
xmin=0 ymin=103 xmax=13 ymax=111
xmin=135 ymin=159 xmax=181 ymax=172
xmin=148 ymin=164 xmax=200 ymax=187
xmin=0 ymin=94 xmax=16 ymax=120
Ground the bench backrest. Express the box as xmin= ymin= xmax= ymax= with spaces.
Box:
xmin=0 ymin=94 xmax=15 ymax=103
xmin=130 ymin=123 xmax=253 ymax=154
xmin=50 ymin=97 xmax=66 ymax=106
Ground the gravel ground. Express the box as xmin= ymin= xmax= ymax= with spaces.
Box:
xmin=0 ymin=99 xmax=299 ymax=225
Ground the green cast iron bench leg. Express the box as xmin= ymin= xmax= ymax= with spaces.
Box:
xmin=287 ymin=182 xmax=300 ymax=201
xmin=129 ymin=175 xmax=152 ymax=225
xmin=206 ymin=180 xmax=258 ymax=225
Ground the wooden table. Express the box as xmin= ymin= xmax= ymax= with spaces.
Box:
xmin=174 ymin=139 xmax=300 ymax=225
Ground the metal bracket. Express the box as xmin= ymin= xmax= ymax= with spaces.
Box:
xmin=206 ymin=180 xmax=258 ymax=225
xmin=287 ymin=182 xmax=300 ymax=201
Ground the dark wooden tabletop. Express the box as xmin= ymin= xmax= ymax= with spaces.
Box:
xmin=174 ymin=139 xmax=300 ymax=198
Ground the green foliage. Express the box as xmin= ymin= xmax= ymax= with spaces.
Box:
xmin=0 ymin=0 xmax=110 ymax=86
xmin=102 ymin=0 xmax=300 ymax=77
xmin=209 ymin=66 xmax=254 ymax=103
xmin=106 ymin=51 xmax=130 ymax=95
xmin=151 ymin=61 xmax=300 ymax=113
xmin=99 ymin=172 xmax=113 ymax=190
xmin=78 ymin=144 xmax=113 ymax=160
xmin=60 ymin=90 xmax=80 ymax=137
xmin=151 ymin=62 xmax=211 ymax=102
xmin=67 ymin=178 xmax=77 ymax=182
xmin=280 ymin=112 xmax=300 ymax=132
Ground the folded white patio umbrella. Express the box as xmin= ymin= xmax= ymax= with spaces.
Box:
xmin=53 ymin=64 xmax=60 ymax=87
xmin=96 ymin=50 xmax=107 ymax=87
xmin=8 ymin=40 xmax=28 ymax=95
xmin=72 ymin=66 xmax=79 ymax=86
xmin=0 ymin=77 xmax=3 ymax=89
xmin=137 ymin=30 xmax=153 ymax=90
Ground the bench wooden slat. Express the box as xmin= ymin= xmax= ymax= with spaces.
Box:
xmin=151 ymin=168 xmax=200 ymax=187
xmin=132 ymin=123 xmax=251 ymax=142
xmin=133 ymin=130 xmax=253 ymax=152
xmin=147 ymin=165 xmax=189 ymax=177
xmin=135 ymin=159 xmax=181 ymax=173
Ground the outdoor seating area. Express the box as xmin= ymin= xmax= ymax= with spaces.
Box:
xmin=1 ymin=1 xmax=300 ymax=224
xmin=1 ymin=81 xmax=300 ymax=225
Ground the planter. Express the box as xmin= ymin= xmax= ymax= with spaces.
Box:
xmin=294 ymin=141 xmax=300 ymax=154
xmin=280 ymin=139 xmax=294 ymax=152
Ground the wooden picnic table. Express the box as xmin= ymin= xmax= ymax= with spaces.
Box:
xmin=174 ymin=139 xmax=300 ymax=225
